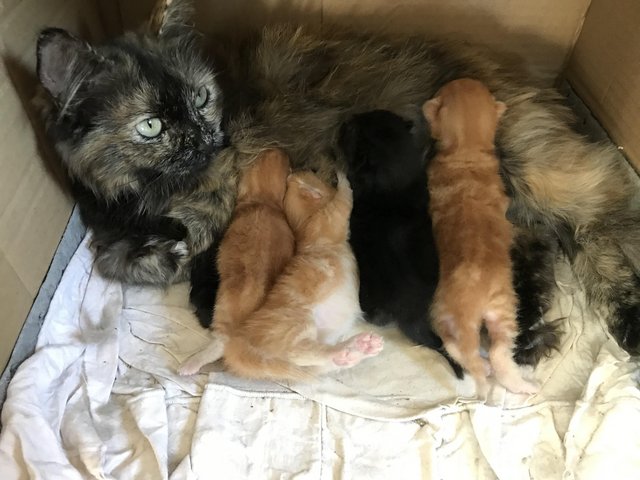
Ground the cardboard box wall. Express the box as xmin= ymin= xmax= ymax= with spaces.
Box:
xmin=0 ymin=0 xmax=638 ymax=370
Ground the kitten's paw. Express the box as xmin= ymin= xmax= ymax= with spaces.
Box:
xmin=495 ymin=372 xmax=539 ymax=394
xmin=332 ymin=349 xmax=360 ymax=367
xmin=475 ymin=376 xmax=490 ymax=398
xmin=177 ymin=359 xmax=203 ymax=376
xmin=171 ymin=240 xmax=190 ymax=259
xmin=353 ymin=332 xmax=384 ymax=356
xmin=332 ymin=333 xmax=384 ymax=367
xmin=178 ymin=337 xmax=226 ymax=376
xmin=482 ymin=358 xmax=492 ymax=377
xmin=612 ymin=304 xmax=640 ymax=355
xmin=140 ymin=238 xmax=190 ymax=266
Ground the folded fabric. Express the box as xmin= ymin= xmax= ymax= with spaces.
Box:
xmin=1 ymin=236 xmax=638 ymax=479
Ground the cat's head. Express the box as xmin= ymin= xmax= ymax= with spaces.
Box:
xmin=423 ymin=78 xmax=506 ymax=149
xmin=36 ymin=0 xmax=225 ymax=208
xmin=338 ymin=110 xmax=426 ymax=196
xmin=237 ymin=149 xmax=291 ymax=205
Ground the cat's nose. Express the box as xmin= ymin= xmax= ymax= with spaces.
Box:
xmin=197 ymin=140 xmax=226 ymax=160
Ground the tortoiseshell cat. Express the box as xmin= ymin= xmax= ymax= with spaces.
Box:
xmin=36 ymin=0 xmax=640 ymax=358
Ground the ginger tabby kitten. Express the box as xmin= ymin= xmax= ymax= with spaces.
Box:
xmin=178 ymin=148 xmax=295 ymax=375
xmin=423 ymin=78 xmax=538 ymax=395
xmin=222 ymin=170 xmax=383 ymax=381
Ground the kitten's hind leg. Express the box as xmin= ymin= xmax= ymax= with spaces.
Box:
xmin=331 ymin=332 xmax=385 ymax=368
xmin=397 ymin=316 xmax=465 ymax=378
xmin=178 ymin=334 xmax=227 ymax=376
xmin=484 ymin=304 xmax=539 ymax=394
xmin=443 ymin=329 xmax=491 ymax=396
xmin=287 ymin=332 xmax=384 ymax=372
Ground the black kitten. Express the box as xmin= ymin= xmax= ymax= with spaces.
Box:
xmin=339 ymin=110 xmax=464 ymax=378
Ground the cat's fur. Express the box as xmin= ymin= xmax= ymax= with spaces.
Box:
xmin=223 ymin=171 xmax=383 ymax=381
xmin=36 ymin=0 xmax=640 ymax=358
xmin=178 ymin=148 xmax=295 ymax=376
xmin=425 ymin=79 xmax=537 ymax=394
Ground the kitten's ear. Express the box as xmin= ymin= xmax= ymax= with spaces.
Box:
xmin=338 ymin=120 xmax=359 ymax=158
xmin=495 ymin=101 xmax=507 ymax=119
xmin=422 ymin=97 xmax=442 ymax=125
xmin=291 ymin=176 xmax=325 ymax=200
xmin=148 ymin=0 xmax=195 ymax=37
xmin=37 ymin=28 xmax=94 ymax=100
xmin=300 ymin=185 xmax=324 ymax=200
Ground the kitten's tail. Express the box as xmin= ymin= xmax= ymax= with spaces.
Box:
xmin=223 ymin=335 xmax=314 ymax=382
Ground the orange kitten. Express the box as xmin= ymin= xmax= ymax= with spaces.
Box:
xmin=178 ymin=148 xmax=295 ymax=375
xmin=223 ymin=170 xmax=383 ymax=381
xmin=423 ymin=78 xmax=538 ymax=395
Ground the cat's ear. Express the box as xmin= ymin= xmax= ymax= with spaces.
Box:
xmin=422 ymin=97 xmax=442 ymax=125
xmin=37 ymin=28 xmax=95 ymax=100
xmin=299 ymin=185 xmax=324 ymax=200
xmin=148 ymin=0 xmax=195 ymax=37
xmin=292 ymin=177 xmax=325 ymax=200
xmin=337 ymin=120 xmax=359 ymax=160
xmin=495 ymin=101 xmax=507 ymax=119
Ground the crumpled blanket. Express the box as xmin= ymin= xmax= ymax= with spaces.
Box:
xmin=1 ymin=236 xmax=639 ymax=479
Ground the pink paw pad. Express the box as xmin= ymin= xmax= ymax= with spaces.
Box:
xmin=353 ymin=332 xmax=384 ymax=356
xmin=332 ymin=349 xmax=360 ymax=367
xmin=332 ymin=332 xmax=384 ymax=368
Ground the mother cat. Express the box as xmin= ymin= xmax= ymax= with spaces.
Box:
xmin=35 ymin=0 xmax=640 ymax=360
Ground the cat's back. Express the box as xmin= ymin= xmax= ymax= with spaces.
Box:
xmin=429 ymin=149 xmax=512 ymax=270
xmin=219 ymin=202 xmax=294 ymax=282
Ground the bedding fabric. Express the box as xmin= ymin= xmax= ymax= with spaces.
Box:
xmin=1 ymin=236 xmax=639 ymax=479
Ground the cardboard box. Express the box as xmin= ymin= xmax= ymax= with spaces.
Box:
xmin=0 ymin=0 xmax=638 ymax=370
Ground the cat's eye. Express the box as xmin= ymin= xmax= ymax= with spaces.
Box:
xmin=135 ymin=118 xmax=162 ymax=138
xmin=195 ymin=86 xmax=208 ymax=108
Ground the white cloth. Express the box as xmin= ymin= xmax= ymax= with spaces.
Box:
xmin=1 ymin=236 xmax=639 ymax=479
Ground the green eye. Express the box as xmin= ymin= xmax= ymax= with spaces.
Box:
xmin=195 ymin=86 xmax=208 ymax=108
xmin=135 ymin=118 xmax=162 ymax=138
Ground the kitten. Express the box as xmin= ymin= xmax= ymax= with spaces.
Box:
xmin=424 ymin=78 xmax=538 ymax=394
xmin=178 ymin=149 xmax=295 ymax=376
xmin=339 ymin=110 xmax=463 ymax=378
xmin=222 ymin=171 xmax=383 ymax=381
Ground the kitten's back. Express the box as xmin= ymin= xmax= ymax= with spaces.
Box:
xmin=214 ymin=149 xmax=295 ymax=335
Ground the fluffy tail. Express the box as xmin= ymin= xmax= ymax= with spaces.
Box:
xmin=223 ymin=335 xmax=314 ymax=382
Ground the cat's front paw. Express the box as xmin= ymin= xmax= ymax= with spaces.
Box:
xmin=612 ymin=304 xmax=640 ymax=355
xmin=170 ymin=240 xmax=190 ymax=262
xmin=514 ymin=317 xmax=563 ymax=366
xmin=140 ymin=238 xmax=190 ymax=265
